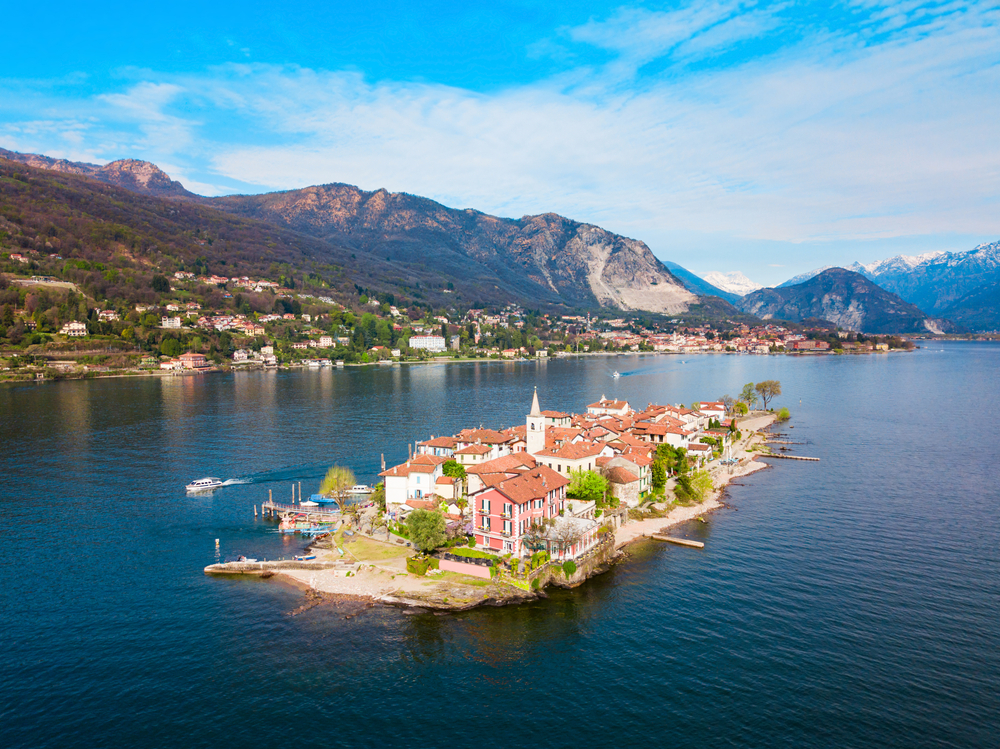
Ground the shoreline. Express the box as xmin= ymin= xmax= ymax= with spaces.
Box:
xmin=235 ymin=412 xmax=780 ymax=613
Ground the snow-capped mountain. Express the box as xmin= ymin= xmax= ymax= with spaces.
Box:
xmin=859 ymin=251 xmax=946 ymax=278
xmin=775 ymin=241 xmax=1000 ymax=330
xmin=701 ymin=271 xmax=764 ymax=297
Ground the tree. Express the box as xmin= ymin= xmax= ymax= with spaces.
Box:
xmin=740 ymin=382 xmax=758 ymax=409
xmin=407 ymin=508 xmax=447 ymax=552
xmin=734 ymin=402 xmax=748 ymax=416
xmin=319 ymin=465 xmax=357 ymax=515
xmin=160 ymin=337 xmax=180 ymax=357
xmin=720 ymin=394 xmax=735 ymax=414
xmin=151 ymin=274 xmax=170 ymax=293
xmin=755 ymin=380 xmax=782 ymax=410
xmin=551 ymin=520 xmax=583 ymax=559
xmin=442 ymin=459 xmax=466 ymax=480
xmin=567 ymin=469 xmax=608 ymax=503
xmin=651 ymin=460 xmax=666 ymax=490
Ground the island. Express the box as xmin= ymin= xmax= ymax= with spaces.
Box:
xmin=206 ymin=388 xmax=787 ymax=611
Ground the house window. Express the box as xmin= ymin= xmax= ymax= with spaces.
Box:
xmin=482 ymin=499 xmax=490 ymax=513
xmin=504 ymin=503 xmax=512 ymax=516
xmin=503 ymin=520 xmax=511 ymax=535
xmin=557 ymin=464 xmax=562 ymax=472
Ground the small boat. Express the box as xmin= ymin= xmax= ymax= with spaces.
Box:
xmin=299 ymin=500 xmax=319 ymax=507
xmin=310 ymin=494 xmax=337 ymax=504
xmin=346 ymin=484 xmax=373 ymax=495
xmin=612 ymin=371 xmax=620 ymax=379
xmin=294 ymin=554 xmax=316 ymax=561
xmin=186 ymin=477 xmax=224 ymax=492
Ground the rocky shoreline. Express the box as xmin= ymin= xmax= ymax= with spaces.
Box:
xmin=207 ymin=413 xmax=781 ymax=616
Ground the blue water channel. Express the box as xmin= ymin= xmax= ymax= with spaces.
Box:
xmin=1 ymin=343 xmax=998 ymax=748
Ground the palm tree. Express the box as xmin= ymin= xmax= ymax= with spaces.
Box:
xmin=319 ymin=465 xmax=356 ymax=516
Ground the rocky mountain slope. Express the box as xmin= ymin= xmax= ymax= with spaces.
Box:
xmin=0 ymin=149 xmax=698 ymax=315
xmin=775 ymin=243 xmax=1000 ymax=330
xmin=737 ymin=268 xmax=958 ymax=334
xmin=0 ymin=149 xmax=196 ymax=198
xmin=208 ymin=184 xmax=696 ymax=314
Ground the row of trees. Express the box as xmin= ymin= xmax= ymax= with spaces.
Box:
xmin=719 ymin=380 xmax=783 ymax=414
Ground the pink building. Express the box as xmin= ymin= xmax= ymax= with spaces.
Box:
xmin=472 ymin=465 xmax=568 ymax=556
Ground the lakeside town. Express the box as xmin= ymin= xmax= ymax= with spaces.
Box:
xmin=1 ymin=259 xmax=913 ymax=381
xmin=209 ymin=384 xmax=788 ymax=610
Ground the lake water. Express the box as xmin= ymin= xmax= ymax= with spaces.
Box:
xmin=2 ymin=344 xmax=998 ymax=748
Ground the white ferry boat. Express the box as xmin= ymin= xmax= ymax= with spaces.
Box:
xmin=186 ymin=477 xmax=224 ymax=493
xmin=346 ymin=484 xmax=373 ymax=495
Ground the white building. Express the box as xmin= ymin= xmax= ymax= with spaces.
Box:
xmin=161 ymin=316 xmax=182 ymax=329
xmin=60 ymin=321 xmax=87 ymax=337
xmin=378 ymin=454 xmax=449 ymax=515
xmin=409 ymin=335 xmax=446 ymax=351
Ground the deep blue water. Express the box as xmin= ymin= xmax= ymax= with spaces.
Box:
xmin=2 ymin=344 xmax=998 ymax=748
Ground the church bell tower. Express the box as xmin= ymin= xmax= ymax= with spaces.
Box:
xmin=526 ymin=387 xmax=545 ymax=455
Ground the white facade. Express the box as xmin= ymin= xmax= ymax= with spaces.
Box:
xmin=409 ymin=335 xmax=446 ymax=351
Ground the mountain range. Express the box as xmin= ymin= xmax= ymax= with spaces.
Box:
xmin=773 ymin=244 xmax=1000 ymax=331
xmin=0 ymin=149 xmax=702 ymax=316
xmin=736 ymin=268 xmax=959 ymax=334
xmin=2 ymin=147 xmax=994 ymax=331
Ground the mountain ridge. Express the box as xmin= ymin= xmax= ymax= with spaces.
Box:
xmin=0 ymin=149 xmax=701 ymax=316
xmin=737 ymin=268 xmax=959 ymax=334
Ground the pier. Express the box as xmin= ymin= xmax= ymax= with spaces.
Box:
xmin=260 ymin=499 xmax=343 ymax=520
xmin=649 ymin=534 xmax=705 ymax=548
xmin=764 ymin=454 xmax=820 ymax=461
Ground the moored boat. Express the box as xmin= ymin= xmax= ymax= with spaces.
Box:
xmin=346 ymin=484 xmax=373 ymax=495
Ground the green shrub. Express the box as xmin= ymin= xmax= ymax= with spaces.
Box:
xmin=406 ymin=557 xmax=431 ymax=575
xmin=777 ymin=407 xmax=791 ymax=422
xmin=562 ymin=560 xmax=577 ymax=577
xmin=428 ymin=557 xmax=440 ymax=570
xmin=467 ymin=536 xmax=476 ymax=547
xmin=489 ymin=565 xmax=498 ymax=578
xmin=531 ymin=578 xmax=540 ymax=590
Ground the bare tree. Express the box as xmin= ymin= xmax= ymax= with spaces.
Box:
xmin=755 ymin=380 xmax=782 ymax=410
xmin=720 ymin=394 xmax=736 ymax=415
xmin=551 ymin=521 xmax=583 ymax=559
xmin=319 ymin=465 xmax=356 ymax=516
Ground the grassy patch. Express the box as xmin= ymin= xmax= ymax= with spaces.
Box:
xmin=445 ymin=547 xmax=499 ymax=562
xmin=345 ymin=535 xmax=411 ymax=562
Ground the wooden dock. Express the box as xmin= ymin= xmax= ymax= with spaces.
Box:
xmin=765 ymin=454 xmax=820 ymax=461
xmin=649 ymin=534 xmax=705 ymax=548
xmin=260 ymin=500 xmax=342 ymax=520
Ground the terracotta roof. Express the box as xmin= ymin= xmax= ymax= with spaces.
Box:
xmin=688 ymin=443 xmax=712 ymax=452
xmin=587 ymin=398 xmax=629 ymax=410
xmin=405 ymin=498 xmax=439 ymax=510
xmin=489 ymin=466 xmax=569 ymax=504
xmin=378 ymin=454 xmax=448 ymax=477
xmin=456 ymin=428 xmax=514 ymax=445
xmin=466 ymin=453 xmax=537 ymax=476
xmin=420 ymin=436 xmax=458 ymax=448
xmin=535 ymin=441 xmax=605 ymax=460
xmin=604 ymin=466 xmax=640 ymax=484
xmin=455 ymin=444 xmax=492 ymax=455
xmin=540 ymin=410 xmax=569 ymax=418
xmin=436 ymin=476 xmax=456 ymax=484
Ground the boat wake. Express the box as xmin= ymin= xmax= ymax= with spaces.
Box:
xmin=223 ymin=463 xmax=331 ymax=487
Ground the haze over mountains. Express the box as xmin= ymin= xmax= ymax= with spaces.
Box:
xmin=2 ymin=147 xmax=997 ymax=332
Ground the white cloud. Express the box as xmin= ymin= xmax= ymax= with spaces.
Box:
xmin=0 ymin=1 xmax=997 ymax=270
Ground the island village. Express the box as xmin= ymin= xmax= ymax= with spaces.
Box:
xmin=213 ymin=387 xmax=784 ymax=611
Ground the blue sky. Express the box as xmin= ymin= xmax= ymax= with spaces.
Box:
xmin=2 ymin=1 xmax=999 ymax=285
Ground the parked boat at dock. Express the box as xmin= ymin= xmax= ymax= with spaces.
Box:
xmin=346 ymin=485 xmax=373 ymax=495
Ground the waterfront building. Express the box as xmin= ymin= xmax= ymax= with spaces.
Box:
xmin=409 ymin=335 xmax=446 ymax=351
